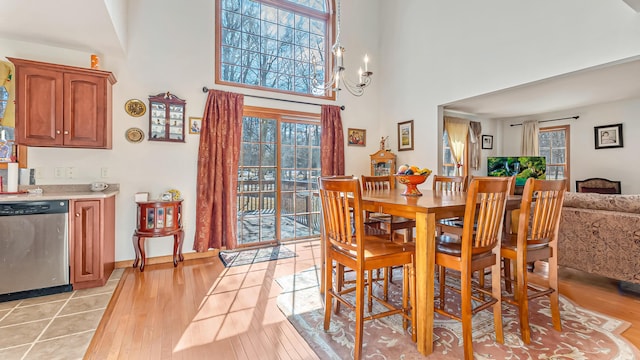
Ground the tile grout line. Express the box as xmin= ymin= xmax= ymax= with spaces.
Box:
xmin=20 ymin=291 xmax=76 ymax=360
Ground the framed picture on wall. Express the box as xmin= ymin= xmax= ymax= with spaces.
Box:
xmin=397 ymin=120 xmax=414 ymax=151
xmin=594 ymin=123 xmax=623 ymax=149
xmin=482 ymin=135 xmax=493 ymax=149
xmin=347 ymin=128 xmax=366 ymax=146
xmin=189 ymin=117 xmax=202 ymax=134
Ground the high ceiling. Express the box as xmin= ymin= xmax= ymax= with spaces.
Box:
xmin=2 ymin=0 xmax=640 ymax=119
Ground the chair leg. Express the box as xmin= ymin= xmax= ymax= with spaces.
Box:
xmin=354 ymin=269 xmax=366 ymax=360
xmin=460 ymin=269 xmax=474 ymax=360
xmin=503 ymin=258 xmax=513 ymax=294
xmin=438 ymin=266 xmax=446 ymax=310
xmin=383 ymin=267 xmax=390 ymax=300
xmin=491 ymin=259 xmax=504 ymax=344
xmin=549 ymin=250 xmax=562 ymax=332
xmin=335 ymin=264 xmax=344 ymax=314
xmin=367 ymin=270 xmax=373 ymax=312
xmin=402 ymin=265 xmax=409 ymax=331
xmin=516 ymin=256 xmax=531 ymax=344
xmin=323 ymin=259 xmax=334 ymax=331
xmin=409 ymin=262 xmax=417 ymax=343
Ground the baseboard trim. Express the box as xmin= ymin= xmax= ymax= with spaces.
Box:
xmin=115 ymin=250 xmax=219 ymax=269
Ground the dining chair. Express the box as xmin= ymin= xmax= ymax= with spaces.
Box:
xmin=501 ymin=178 xmax=566 ymax=344
xmin=319 ymin=176 xmax=416 ymax=360
xmin=361 ymin=175 xmax=416 ymax=242
xmin=433 ymin=175 xmax=468 ymax=235
xmin=361 ymin=174 xmax=416 ymax=295
xmin=434 ymin=177 xmax=509 ymax=360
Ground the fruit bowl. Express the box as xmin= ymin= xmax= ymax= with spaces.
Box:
xmin=396 ymin=174 xmax=430 ymax=196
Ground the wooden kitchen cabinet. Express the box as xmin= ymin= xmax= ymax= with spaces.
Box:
xmin=69 ymin=196 xmax=116 ymax=290
xmin=8 ymin=57 xmax=117 ymax=149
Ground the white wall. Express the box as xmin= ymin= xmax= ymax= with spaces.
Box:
xmin=1 ymin=0 xmax=381 ymax=261
xmin=500 ymin=97 xmax=640 ymax=194
xmin=377 ymin=0 xmax=640 ymax=179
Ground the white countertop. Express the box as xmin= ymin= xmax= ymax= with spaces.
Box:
xmin=0 ymin=184 xmax=119 ymax=202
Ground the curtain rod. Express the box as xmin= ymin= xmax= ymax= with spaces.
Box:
xmin=201 ymin=87 xmax=345 ymax=110
xmin=510 ymin=115 xmax=579 ymax=127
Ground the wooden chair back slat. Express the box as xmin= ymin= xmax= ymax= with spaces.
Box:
xmin=518 ymin=179 xmax=566 ymax=246
xmin=463 ymin=178 xmax=509 ymax=254
xmin=361 ymin=175 xmax=395 ymax=191
xmin=319 ymin=177 xmax=363 ymax=255
xmin=433 ymin=175 xmax=468 ymax=192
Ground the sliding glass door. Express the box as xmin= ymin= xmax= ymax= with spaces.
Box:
xmin=236 ymin=107 xmax=322 ymax=246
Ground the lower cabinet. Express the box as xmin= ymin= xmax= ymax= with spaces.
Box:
xmin=69 ymin=196 xmax=115 ymax=290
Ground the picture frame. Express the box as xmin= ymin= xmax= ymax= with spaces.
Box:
xmin=482 ymin=135 xmax=493 ymax=150
xmin=397 ymin=120 xmax=414 ymax=151
xmin=189 ymin=117 xmax=202 ymax=134
xmin=347 ymin=128 xmax=366 ymax=146
xmin=594 ymin=123 xmax=623 ymax=149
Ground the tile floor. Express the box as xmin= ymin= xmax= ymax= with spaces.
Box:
xmin=0 ymin=268 xmax=123 ymax=360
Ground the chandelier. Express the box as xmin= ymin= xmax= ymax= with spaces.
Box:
xmin=311 ymin=0 xmax=372 ymax=97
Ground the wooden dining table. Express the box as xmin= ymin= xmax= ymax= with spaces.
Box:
xmin=360 ymin=187 xmax=468 ymax=356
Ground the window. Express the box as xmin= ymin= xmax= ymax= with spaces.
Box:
xmin=237 ymin=107 xmax=322 ymax=246
xmin=539 ymin=125 xmax=570 ymax=188
xmin=0 ymin=86 xmax=7 ymax=120
xmin=216 ymin=0 xmax=331 ymax=97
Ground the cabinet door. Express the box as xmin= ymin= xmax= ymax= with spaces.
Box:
xmin=14 ymin=65 xmax=64 ymax=146
xmin=70 ymin=200 xmax=102 ymax=284
xmin=64 ymin=73 xmax=107 ymax=148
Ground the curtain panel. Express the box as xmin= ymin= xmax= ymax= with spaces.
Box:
xmin=468 ymin=121 xmax=482 ymax=170
xmin=444 ymin=116 xmax=470 ymax=175
xmin=194 ymin=90 xmax=244 ymax=251
xmin=521 ymin=120 xmax=539 ymax=155
xmin=320 ymin=105 xmax=345 ymax=176
xmin=0 ymin=60 xmax=16 ymax=127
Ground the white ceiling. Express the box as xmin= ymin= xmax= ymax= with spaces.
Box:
xmin=0 ymin=0 xmax=125 ymax=56
xmin=443 ymin=56 xmax=640 ymax=119
xmin=2 ymin=0 xmax=640 ymax=120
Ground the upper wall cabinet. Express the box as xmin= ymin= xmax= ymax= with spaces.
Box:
xmin=8 ymin=57 xmax=117 ymax=149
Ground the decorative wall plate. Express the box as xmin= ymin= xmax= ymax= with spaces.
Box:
xmin=125 ymin=127 xmax=145 ymax=143
xmin=125 ymin=99 xmax=147 ymax=117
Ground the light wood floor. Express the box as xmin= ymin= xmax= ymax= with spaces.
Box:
xmin=85 ymin=240 xmax=640 ymax=359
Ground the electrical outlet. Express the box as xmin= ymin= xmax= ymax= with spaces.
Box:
xmin=101 ymin=167 xmax=109 ymax=178
xmin=66 ymin=167 xmax=75 ymax=178
xmin=54 ymin=167 xmax=65 ymax=178
xmin=34 ymin=168 xmax=43 ymax=179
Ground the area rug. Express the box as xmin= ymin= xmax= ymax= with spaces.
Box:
xmin=219 ymin=245 xmax=296 ymax=267
xmin=276 ymin=267 xmax=640 ymax=360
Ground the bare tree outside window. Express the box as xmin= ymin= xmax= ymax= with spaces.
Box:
xmin=218 ymin=0 xmax=330 ymax=97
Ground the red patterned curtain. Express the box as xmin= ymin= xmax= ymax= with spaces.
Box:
xmin=320 ymin=105 xmax=345 ymax=176
xmin=194 ymin=90 xmax=244 ymax=251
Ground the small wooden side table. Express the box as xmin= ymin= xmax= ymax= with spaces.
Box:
xmin=132 ymin=199 xmax=184 ymax=271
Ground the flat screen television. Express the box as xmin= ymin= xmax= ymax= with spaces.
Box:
xmin=487 ymin=156 xmax=546 ymax=186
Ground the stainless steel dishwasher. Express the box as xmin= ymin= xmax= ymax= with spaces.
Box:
xmin=0 ymin=200 xmax=71 ymax=302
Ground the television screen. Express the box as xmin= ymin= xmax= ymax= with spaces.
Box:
xmin=487 ymin=156 xmax=546 ymax=186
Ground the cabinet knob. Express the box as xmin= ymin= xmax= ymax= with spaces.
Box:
xmin=64 ymin=131 xmax=69 ymax=135
xmin=56 ymin=130 xmax=61 ymax=134
xmin=75 ymin=213 xmax=80 ymax=217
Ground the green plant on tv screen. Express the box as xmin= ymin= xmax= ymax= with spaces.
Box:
xmin=487 ymin=156 xmax=546 ymax=186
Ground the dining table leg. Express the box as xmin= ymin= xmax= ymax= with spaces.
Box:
xmin=415 ymin=212 xmax=435 ymax=355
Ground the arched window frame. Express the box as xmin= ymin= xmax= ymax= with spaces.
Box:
xmin=215 ymin=0 xmax=335 ymax=99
